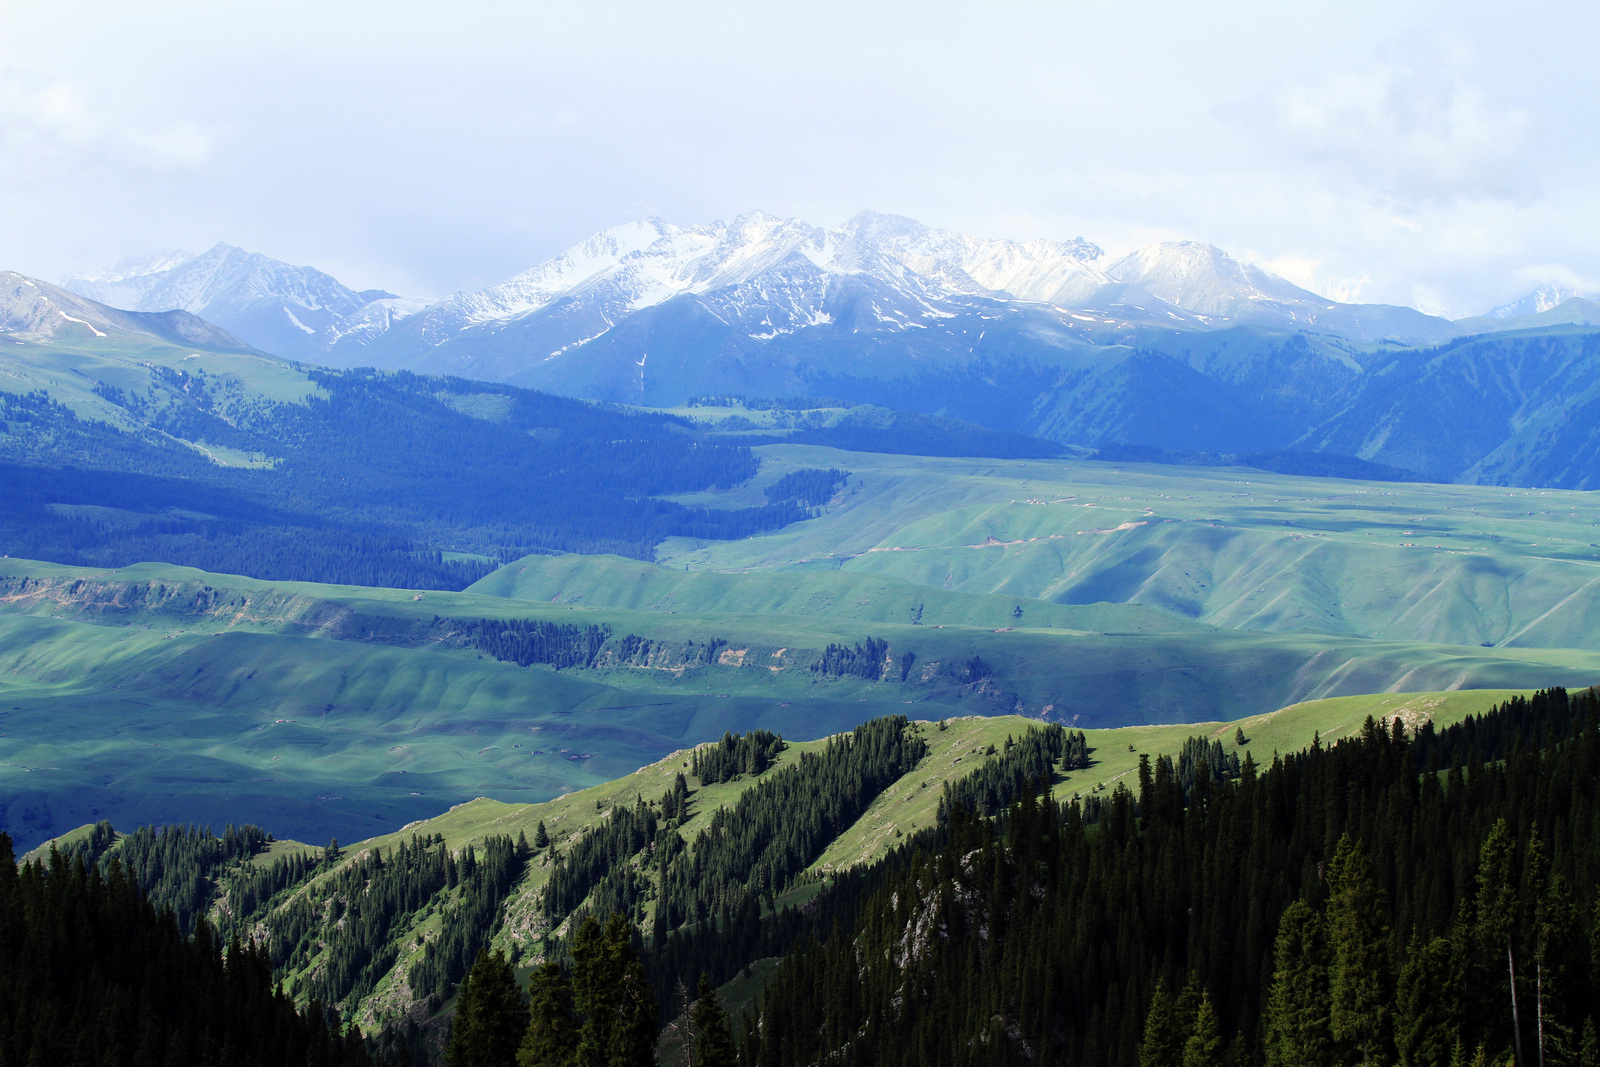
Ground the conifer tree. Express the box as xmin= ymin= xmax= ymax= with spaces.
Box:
xmin=1139 ymin=977 xmax=1184 ymax=1067
xmin=571 ymin=913 xmax=657 ymax=1067
xmin=1327 ymin=835 xmax=1391 ymax=1066
xmin=1182 ymin=989 xmax=1224 ymax=1067
xmin=534 ymin=822 xmax=551 ymax=851
xmin=1578 ymin=1017 xmax=1598 ymax=1067
xmin=448 ymin=948 xmax=528 ymax=1067
xmin=1475 ymin=818 xmax=1523 ymax=1067
xmin=1264 ymin=900 xmax=1331 ymax=1067
xmin=519 ymin=962 xmax=579 ymax=1067
xmin=1394 ymin=935 xmax=1460 ymax=1067
xmin=691 ymin=973 xmax=737 ymax=1067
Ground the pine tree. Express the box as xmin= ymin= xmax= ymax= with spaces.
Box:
xmin=448 ymin=948 xmax=528 ymax=1067
xmin=1139 ymin=977 xmax=1183 ymax=1067
xmin=519 ymin=962 xmax=579 ymax=1067
xmin=691 ymin=973 xmax=736 ymax=1067
xmin=1264 ymin=900 xmax=1331 ymax=1067
xmin=1327 ymin=835 xmax=1391 ymax=1066
xmin=1182 ymin=989 xmax=1224 ymax=1067
xmin=534 ymin=822 xmax=551 ymax=851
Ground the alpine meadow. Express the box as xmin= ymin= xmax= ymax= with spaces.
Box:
xmin=4 ymin=4 xmax=1600 ymax=1066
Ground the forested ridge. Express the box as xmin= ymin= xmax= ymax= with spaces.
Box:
xmin=0 ymin=368 xmax=819 ymax=588
xmin=744 ymin=688 xmax=1600 ymax=1067
xmin=0 ymin=837 xmax=378 ymax=1067
xmin=12 ymin=694 xmax=1591 ymax=1066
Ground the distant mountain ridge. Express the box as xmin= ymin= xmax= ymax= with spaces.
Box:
xmin=352 ymin=211 xmax=1466 ymax=385
xmin=60 ymin=243 xmax=428 ymax=361
xmin=0 ymin=271 xmax=254 ymax=351
xmin=47 ymin=217 xmax=1600 ymax=490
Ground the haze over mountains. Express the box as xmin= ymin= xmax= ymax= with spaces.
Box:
xmin=42 ymin=211 xmax=1600 ymax=489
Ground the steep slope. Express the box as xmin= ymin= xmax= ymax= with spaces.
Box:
xmin=1298 ymin=327 xmax=1600 ymax=486
xmin=18 ymin=686 xmax=1539 ymax=1041
xmin=6 ymin=551 xmax=1592 ymax=850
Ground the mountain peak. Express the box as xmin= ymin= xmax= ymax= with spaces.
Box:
xmin=1107 ymin=241 xmax=1319 ymax=318
xmin=59 ymin=243 xmax=424 ymax=360
xmin=1487 ymin=283 xmax=1586 ymax=320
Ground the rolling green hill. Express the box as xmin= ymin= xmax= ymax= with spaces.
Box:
xmin=654 ymin=444 xmax=1600 ymax=651
xmin=4 ymin=553 xmax=1595 ymax=849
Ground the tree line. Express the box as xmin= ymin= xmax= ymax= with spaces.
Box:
xmin=763 ymin=468 xmax=850 ymax=507
xmin=691 ymin=729 xmax=787 ymax=784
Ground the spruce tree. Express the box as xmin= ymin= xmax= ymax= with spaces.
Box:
xmin=1139 ymin=977 xmax=1183 ymax=1067
xmin=448 ymin=948 xmax=528 ymax=1067
xmin=1474 ymin=818 xmax=1522 ymax=1067
xmin=691 ymin=972 xmax=737 ymax=1067
xmin=1327 ymin=835 xmax=1391 ymax=1066
xmin=1182 ymin=989 xmax=1224 ymax=1067
xmin=519 ymin=962 xmax=578 ymax=1067
xmin=1394 ymin=935 xmax=1460 ymax=1067
xmin=534 ymin=822 xmax=551 ymax=851
xmin=571 ymin=913 xmax=656 ymax=1067
xmin=1263 ymin=900 xmax=1331 ymax=1067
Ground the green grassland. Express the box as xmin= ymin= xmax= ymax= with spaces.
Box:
xmin=657 ymin=444 xmax=1600 ymax=651
xmin=4 ymin=551 xmax=1595 ymax=850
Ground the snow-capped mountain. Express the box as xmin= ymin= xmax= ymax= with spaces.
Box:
xmin=1488 ymin=283 xmax=1583 ymax=320
xmin=393 ymin=211 xmax=1118 ymax=340
xmin=60 ymin=244 xmax=425 ymax=361
xmin=58 ymin=211 xmax=1478 ymax=415
xmin=345 ymin=210 xmax=1459 ymax=400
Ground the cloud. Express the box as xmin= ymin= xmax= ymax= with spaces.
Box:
xmin=0 ymin=74 xmax=214 ymax=174
xmin=1238 ymin=49 xmax=1537 ymax=209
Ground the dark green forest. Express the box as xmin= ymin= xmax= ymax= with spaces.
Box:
xmin=10 ymin=696 xmax=1595 ymax=1066
xmin=0 ymin=838 xmax=377 ymax=1067
xmin=0 ymin=370 xmax=813 ymax=589
xmin=745 ymin=689 xmax=1600 ymax=1067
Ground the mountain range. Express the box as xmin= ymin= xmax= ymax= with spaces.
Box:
xmin=60 ymin=243 xmax=429 ymax=361
xmin=43 ymin=213 xmax=1600 ymax=489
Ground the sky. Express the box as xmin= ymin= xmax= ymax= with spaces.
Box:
xmin=2 ymin=1 xmax=1597 ymax=317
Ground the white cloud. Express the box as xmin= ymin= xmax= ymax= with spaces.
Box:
xmin=1244 ymin=49 xmax=1537 ymax=208
xmin=0 ymin=74 xmax=214 ymax=174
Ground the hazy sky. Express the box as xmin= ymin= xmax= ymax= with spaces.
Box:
xmin=2 ymin=0 xmax=1596 ymax=316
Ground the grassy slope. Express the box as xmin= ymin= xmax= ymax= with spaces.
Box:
xmin=655 ymin=445 xmax=1600 ymax=651
xmin=2 ymin=334 xmax=321 ymax=428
